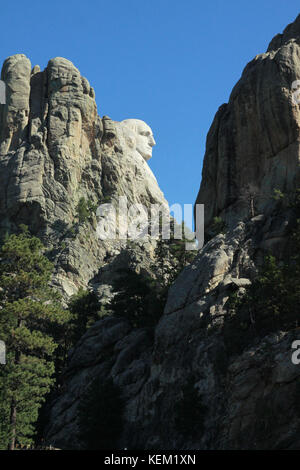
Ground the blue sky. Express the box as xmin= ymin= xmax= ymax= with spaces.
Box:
xmin=0 ymin=1 xmax=299 ymax=217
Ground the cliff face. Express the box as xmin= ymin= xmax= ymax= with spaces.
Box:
xmin=196 ymin=14 xmax=300 ymax=230
xmin=1 ymin=15 xmax=300 ymax=451
xmin=0 ymin=55 xmax=168 ymax=298
xmin=44 ymin=16 xmax=300 ymax=450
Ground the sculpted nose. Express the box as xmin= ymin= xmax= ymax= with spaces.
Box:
xmin=149 ymin=135 xmax=156 ymax=147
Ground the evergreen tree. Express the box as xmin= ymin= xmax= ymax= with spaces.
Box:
xmin=68 ymin=288 xmax=110 ymax=345
xmin=205 ymin=216 xmax=227 ymax=241
xmin=108 ymin=265 xmax=169 ymax=329
xmin=76 ymin=197 xmax=90 ymax=223
xmin=155 ymin=221 xmax=197 ymax=286
xmin=0 ymin=227 xmax=69 ymax=450
xmin=76 ymin=197 xmax=97 ymax=224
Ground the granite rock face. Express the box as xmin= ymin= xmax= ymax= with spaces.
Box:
xmin=46 ymin=213 xmax=300 ymax=450
xmin=44 ymin=15 xmax=300 ymax=450
xmin=0 ymin=54 xmax=168 ymax=298
xmin=0 ymin=54 xmax=31 ymax=154
xmin=1 ymin=14 xmax=300 ymax=451
xmin=196 ymin=14 xmax=300 ymax=230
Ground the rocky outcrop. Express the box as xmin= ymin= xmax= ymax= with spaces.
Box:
xmin=196 ymin=14 xmax=300 ymax=230
xmin=46 ymin=212 xmax=300 ymax=450
xmin=44 ymin=15 xmax=300 ymax=450
xmin=0 ymin=55 xmax=168 ymax=298
xmin=0 ymin=54 xmax=31 ymax=154
xmin=1 ymin=14 xmax=300 ymax=451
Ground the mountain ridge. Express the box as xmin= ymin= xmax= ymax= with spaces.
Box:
xmin=0 ymin=13 xmax=300 ymax=450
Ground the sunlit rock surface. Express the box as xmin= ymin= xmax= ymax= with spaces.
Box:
xmin=1 ymin=14 xmax=300 ymax=451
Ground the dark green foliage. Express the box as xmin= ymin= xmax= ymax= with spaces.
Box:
xmin=76 ymin=197 xmax=97 ymax=224
xmin=78 ymin=377 xmax=124 ymax=449
xmin=224 ymin=217 xmax=300 ymax=356
xmin=68 ymin=288 xmax=110 ymax=345
xmin=174 ymin=378 xmax=207 ymax=437
xmin=272 ymin=188 xmax=300 ymax=212
xmin=168 ymin=239 xmax=196 ymax=278
xmin=99 ymin=195 xmax=111 ymax=204
xmin=206 ymin=216 xmax=227 ymax=241
xmin=108 ymin=222 xmax=198 ymax=330
xmin=52 ymin=219 xmax=69 ymax=235
xmin=155 ymin=220 xmax=197 ymax=286
xmin=110 ymin=269 xmax=165 ymax=328
xmin=169 ymin=222 xmax=197 ymax=266
xmin=0 ymin=227 xmax=69 ymax=449
xmin=272 ymin=188 xmax=285 ymax=202
xmin=76 ymin=197 xmax=89 ymax=223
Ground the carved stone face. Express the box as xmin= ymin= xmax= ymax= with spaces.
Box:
xmin=121 ymin=119 xmax=156 ymax=161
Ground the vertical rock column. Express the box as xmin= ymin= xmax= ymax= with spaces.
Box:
xmin=0 ymin=54 xmax=31 ymax=154
xmin=45 ymin=57 xmax=98 ymax=191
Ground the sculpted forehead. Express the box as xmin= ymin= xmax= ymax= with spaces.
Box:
xmin=136 ymin=120 xmax=152 ymax=134
xmin=121 ymin=119 xmax=153 ymax=135
xmin=137 ymin=122 xmax=152 ymax=135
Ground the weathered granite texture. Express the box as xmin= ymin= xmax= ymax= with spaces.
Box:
xmin=1 ymin=14 xmax=300 ymax=451
xmin=196 ymin=14 xmax=300 ymax=230
xmin=0 ymin=55 xmax=168 ymax=298
xmin=45 ymin=214 xmax=300 ymax=450
xmin=44 ymin=15 xmax=300 ymax=450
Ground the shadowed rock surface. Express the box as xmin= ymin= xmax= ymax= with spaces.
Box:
xmin=1 ymin=14 xmax=300 ymax=450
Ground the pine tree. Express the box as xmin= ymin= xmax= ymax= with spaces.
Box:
xmin=0 ymin=227 xmax=69 ymax=450
xmin=110 ymin=269 xmax=153 ymax=328
xmin=167 ymin=222 xmax=197 ymax=282
xmin=108 ymin=266 xmax=167 ymax=329
xmin=76 ymin=197 xmax=90 ymax=223
xmin=68 ymin=288 xmax=109 ymax=345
